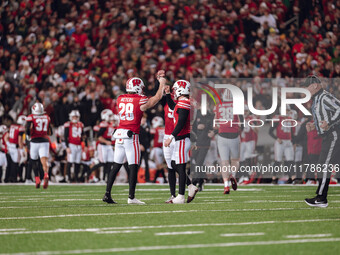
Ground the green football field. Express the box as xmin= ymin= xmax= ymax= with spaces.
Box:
xmin=0 ymin=184 xmax=340 ymax=255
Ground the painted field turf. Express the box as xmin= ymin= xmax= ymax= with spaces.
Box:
xmin=0 ymin=184 xmax=339 ymax=254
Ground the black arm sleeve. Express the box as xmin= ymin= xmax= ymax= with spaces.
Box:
xmin=166 ymin=94 xmax=176 ymax=110
xmin=98 ymin=128 xmax=105 ymax=138
xmin=294 ymin=121 xmax=307 ymax=145
xmin=172 ymin=108 xmax=189 ymax=137
xmin=269 ymin=122 xmax=278 ymax=140
xmin=64 ymin=127 xmax=69 ymax=148
xmin=25 ymin=121 xmax=32 ymax=136
xmin=238 ymin=115 xmax=244 ymax=131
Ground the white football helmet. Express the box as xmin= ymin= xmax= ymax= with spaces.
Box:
xmin=126 ymin=77 xmax=145 ymax=95
xmin=110 ymin=114 xmax=119 ymax=122
xmin=101 ymin=109 xmax=113 ymax=121
xmin=31 ymin=102 xmax=45 ymax=115
xmin=222 ymin=89 xmax=232 ymax=102
xmin=152 ymin=116 xmax=164 ymax=128
xmin=172 ymin=80 xmax=190 ymax=99
xmin=0 ymin=125 xmax=8 ymax=133
xmin=17 ymin=115 xmax=26 ymax=126
xmin=69 ymin=110 xmax=80 ymax=123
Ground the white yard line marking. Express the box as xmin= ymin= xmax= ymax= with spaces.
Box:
xmin=285 ymin=234 xmax=332 ymax=238
xmin=124 ymin=188 xmax=263 ymax=192
xmin=0 ymin=228 xmax=142 ymax=235
xmin=3 ymin=238 xmax=340 ymax=255
xmin=1 ymin=206 xmax=340 ymax=221
xmin=0 ymin=228 xmax=26 ymax=231
xmin=220 ymin=232 xmax=265 ymax=237
xmin=155 ymin=231 xmax=204 ymax=236
xmin=0 ymin=218 xmax=339 ymax=235
xmin=247 ymin=200 xmax=340 ymax=203
xmin=95 ymin=230 xmax=142 ymax=234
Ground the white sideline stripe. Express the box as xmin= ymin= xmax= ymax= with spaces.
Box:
xmin=0 ymin=228 xmax=26 ymax=231
xmin=0 ymin=218 xmax=339 ymax=234
xmin=155 ymin=231 xmax=204 ymax=236
xmin=4 ymin=238 xmax=340 ymax=255
xmin=126 ymin=188 xmax=263 ymax=192
xmin=220 ymin=232 xmax=265 ymax=237
xmin=285 ymin=234 xmax=332 ymax=238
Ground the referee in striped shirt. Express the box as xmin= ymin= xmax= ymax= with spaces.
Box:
xmin=303 ymin=75 xmax=340 ymax=208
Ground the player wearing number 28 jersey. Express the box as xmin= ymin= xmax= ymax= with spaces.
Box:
xmin=103 ymin=72 xmax=166 ymax=205
xmin=26 ymin=102 xmax=52 ymax=189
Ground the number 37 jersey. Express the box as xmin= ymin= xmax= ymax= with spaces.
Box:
xmin=26 ymin=114 xmax=51 ymax=141
xmin=117 ymin=94 xmax=148 ymax=134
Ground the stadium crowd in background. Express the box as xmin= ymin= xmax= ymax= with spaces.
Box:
xmin=0 ymin=0 xmax=339 ymax=183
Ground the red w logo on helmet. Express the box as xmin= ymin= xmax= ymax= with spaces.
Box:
xmin=132 ymin=79 xmax=141 ymax=86
xmin=177 ymin=81 xmax=187 ymax=88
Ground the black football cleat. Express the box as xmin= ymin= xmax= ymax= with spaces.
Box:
xmin=230 ymin=176 xmax=237 ymax=191
xmin=304 ymin=196 xmax=328 ymax=208
xmin=103 ymin=194 xmax=117 ymax=204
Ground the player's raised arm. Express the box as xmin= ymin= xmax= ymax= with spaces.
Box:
xmin=140 ymin=71 xmax=166 ymax=112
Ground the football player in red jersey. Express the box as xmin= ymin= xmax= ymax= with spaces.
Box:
xmin=64 ymin=110 xmax=86 ymax=182
xmin=164 ymin=80 xmax=198 ymax=204
xmin=7 ymin=116 xmax=26 ymax=182
xmin=150 ymin=116 xmax=167 ymax=183
xmin=96 ymin=109 xmax=116 ymax=182
xmin=0 ymin=125 xmax=8 ymax=183
xmin=103 ymin=71 xmax=166 ymax=205
xmin=214 ymin=89 xmax=242 ymax=194
xmin=162 ymin=87 xmax=177 ymax=202
xmin=25 ymin=102 xmax=53 ymax=189
xmin=239 ymin=106 xmax=258 ymax=184
xmin=269 ymin=109 xmax=295 ymax=184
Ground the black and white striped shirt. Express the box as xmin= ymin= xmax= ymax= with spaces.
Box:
xmin=312 ymin=90 xmax=340 ymax=135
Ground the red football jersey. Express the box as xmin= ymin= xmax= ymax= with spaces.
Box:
xmin=164 ymin=100 xmax=177 ymax=135
xmin=275 ymin=116 xmax=295 ymax=140
xmin=99 ymin=121 xmax=116 ymax=144
xmin=153 ymin=127 xmax=165 ymax=148
xmin=307 ymin=121 xmax=322 ymax=155
xmin=241 ymin=115 xmax=257 ymax=142
xmin=215 ymin=102 xmax=241 ymax=133
xmin=26 ymin=114 xmax=51 ymax=139
xmin=8 ymin=124 xmax=25 ymax=144
xmin=173 ymin=98 xmax=190 ymax=136
xmin=0 ymin=132 xmax=8 ymax=153
xmin=117 ymin=94 xmax=148 ymax=134
xmin=64 ymin=121 xmax=84 ymax=145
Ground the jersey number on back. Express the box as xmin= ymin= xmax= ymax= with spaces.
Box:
xmin=167 ymin=109 xmax=174 ymax=119
xmin=219 ymin=106 xmax=233 ymax=120
xmin=36 ymin=118 xmax=48 ymax=132
xmin=119 ymin=103 xmax=134 ymax=121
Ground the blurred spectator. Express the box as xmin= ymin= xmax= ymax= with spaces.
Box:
xmin=0 ymin=0 xmax=339 ymax=126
